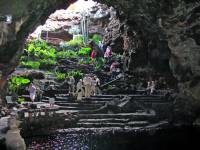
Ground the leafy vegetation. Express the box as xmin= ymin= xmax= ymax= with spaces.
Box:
xmin=78 ymin=57 xmax=92 ymax=65
xmin=8 ymin=76 xmax=30 ymax=93
xmin=25 ymin=39 xmax=56 ymax=59
xmin=94 ymin=58 xmax=105 ymax=71
xmin=17 ymin=97 xmax=25 ymax=104
xmin=20 ymin=61 xmax=40 ymax=69
xmin=66 ymin=36 xmax=84 ymax=47
xmin=55 ymin=72 xmax=66 ymax=81
xmin=78 ymin=47 xmax=91 ymax=56
xmin=91 ymin=34 xmax=102 ymax=45
xmin=56 ymin=50 xmax=78 ymax=59
xmin=66 ymin=70 xmax=83 ymax=78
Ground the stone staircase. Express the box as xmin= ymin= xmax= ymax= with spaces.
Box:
xmin=41 ymin=92 xmax=173 ymax=129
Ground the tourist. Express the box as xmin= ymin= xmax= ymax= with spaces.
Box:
xmin=95 ymin=76 xmax=102 ymax=95
xmin=91 ymin=76 xmax=97 ymax=96
xmin=123 ymin=50 xmax=130 ymax=72
xmin=76 ymin=79 xmax=84 ymax=101
xmin=67 ymin=76 xmax=75 ymax=96
xmin=83 ymin=74 xmax=92 ymax=98
xmin=110 ymin=61 xmax=119 ymax=79
xmin=27 ymin=83 xmax=37 ymax=102
xmin=104 ymin=45 xmax=112 ymax=62
xmin=150 ymin=80 xmax=156 ymax=95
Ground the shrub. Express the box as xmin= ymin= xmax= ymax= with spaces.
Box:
xmin=78 ymin=57 xmax=92 ymax=65
xmin=17 ymin=97 xmax=25 ymax=104
xmin=56 ymin=50 xmax=78 ymax=59
xmin=8 ymin=76 xmax=30 ymax=93
xmin=66 ymin=70 xmax=83 ymax=78
xmin=20 ymin=61 xmax=40 ymax=69
xmin=66 ymin=36 xmax=83 ymax=47
xmin=78 ymin=47 xmax=91 ymax=56
xmin=92 ymin=34 xmax=102 ymax=45
xmin=25 ymin=39 xmax=56 ymax=59
xmin=55 ymin=72 xmax=66 ymax=81
xmin=94 ymin=57 xmax=105 ymax=71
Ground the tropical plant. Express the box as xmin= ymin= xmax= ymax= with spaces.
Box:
xmin=66 ymin=36 xmax=83 ymax=47
xmin=39 ymin=59 xmax=57 ymax=65
xmin=78 ymin=47 xmax=91 ymax=56
xmin=17 ymin=97 xmax=25 ymax=104
xmin=25 ymin=39 xmax=56 ymax=59
xmin=55 ymin=72 xmax=66 ymax=81
xmin=91 ymin=34 xmax=102 ymax=45
xmin=78 ymin=57 xmax=92 ymax=65
xmin=20 ymin=61 xmax=40 ymax=69
xmin=8 ymin=76 xmax=30 ymax=93
xmin=56 ymin=50 xmax=78 ymax=59
xmin=94 ymin=57 xmax=105 ymax=71
xmin=66 ymin=70 xmax=83 ymax=78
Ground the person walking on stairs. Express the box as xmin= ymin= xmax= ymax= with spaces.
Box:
xmin=68 ymin=76 xmax=75 ymax=96
xmin=27 ymin=83 xmax=37 ymax=103
xmin=76 ymin=79 xmax=84 ymax=101
xmin=83 ymin=74 xmax=92 ymax=98
xmin=95 ymin=75 xmax=102 ymax=95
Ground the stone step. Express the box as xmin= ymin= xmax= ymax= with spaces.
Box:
xmin=78 ymin=118 xmax=130 ymax=123
xmin=76 ymin=121 xmax=149 ymax=128
xmin=55 ymin=102 xmax=103 ymax=107
xmin=79 ymin=112 xmax=155 ymax=120
xmin=42 ymin=100 xmax=107 ymax=105
xmin=59 ymin=105 xmax=100 ymax=110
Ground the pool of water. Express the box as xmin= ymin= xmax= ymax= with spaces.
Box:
xmin=25 ymin=126 xmax=200 ymax=150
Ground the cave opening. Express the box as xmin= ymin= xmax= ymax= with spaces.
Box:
xmin=1 ymin=0 xmax=200 ymax=150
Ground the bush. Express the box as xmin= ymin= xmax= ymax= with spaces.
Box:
xmin=92 ymin=34 xmax=102 ymax=45
xmin=78 ymin=47 xmax=91 ymax=56
xmin=55 ymin=72 xmax=66 ymax=81
xmin=66 ymin=70 xmax=83 ymax=78
xmin=8 ymin=76 xmax=30 ymax=93
xmin=66 ymin=36 xmax=84 ymax=47
xmin=20 ymin=61 xmax=40 ymax=69
xmin=25 ymin=39 xmax=56 ymax=59
xmin=56 ymin=50 xmax=78 ymax=59
xmin=78 ymin=57 xmax=92 ymax=65
xmin=17 ymin=97 xmax=25 ymax=104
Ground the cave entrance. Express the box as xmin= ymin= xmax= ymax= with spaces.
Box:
xmin=6 ymin=0 xmax=121 ymax=104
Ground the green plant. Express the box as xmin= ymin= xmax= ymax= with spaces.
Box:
xmin=8 ymin=76 xmax=30 ymax=93
xmin=78 ymin=57 xmax=92 ymax=65
xmin=94 ymin=57 xmax=105 ymax=71
xmin=56 ymin=50 xmax=78 ymax=59
xmin=20 ymin=61 xmax=40 ymax=69
xmin=66 ymin=36 xmax=83 ymax=47
xmin=78 ymin=47 xmax=91 ymax=56
xmin=66 ymin=70 xmax=83 ymax=78
xmin=91 ymin=34 xmax=102 ymax=45
xmin=25 ymin=39 xmax=56 ymax=59
xmin=55 ymin=72 xmax=66 ymax=81
xmin=39 ymin=59 xmax=57 ymax=65
xmin=17 ymin=97 xmax=25 ymax=104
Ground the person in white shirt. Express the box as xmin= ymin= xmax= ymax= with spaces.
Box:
xmin=27 ymin=83 xmax=37 ymax=102
xmin=68 ymin=76 xmax=75 ymax=96
xmin=83 ymin=75 xmax=92 ymax=98
xmin=76 ymin=79 xmax=84 ymax=101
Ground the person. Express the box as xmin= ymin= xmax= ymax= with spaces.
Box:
xmin=68 ymin=76 xmax=75 ymax=96
xmin=104 ymin=45 xmax=112 ymax=62
xmin=146 ymin=80 xmax=151 ymax=95
xmin=110 ymin=61 xmax=119 ymax=79
xmin=27 ymin=83 xmax=37 ymax=102
xmin=76 ymin=79 xmax=84 ymax=101
xmin=83 ymin=75 xmax=92 ymax=98
xmin=123 ymin=50 xmax=130 ymax=72
xmin=150 ymin=80 xmax=156 ymax=95
xmin=90 ymin=76 xmax=97 ymax=96
xmin=95 ymin=76 xmax=102 ymax=95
